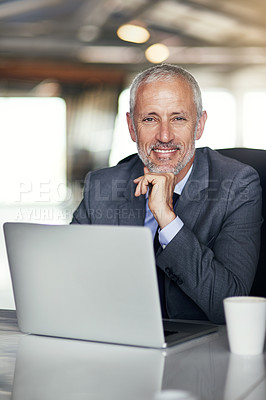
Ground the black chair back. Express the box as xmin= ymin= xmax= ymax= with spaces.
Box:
xmin=217 ymin=148 xmax=266 ymax=297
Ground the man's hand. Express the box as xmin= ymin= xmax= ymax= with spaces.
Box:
xmin=134 ymin=166 xmax=177 ymax=229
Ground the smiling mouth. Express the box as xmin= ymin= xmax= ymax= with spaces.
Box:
xmin=153 ymin=148 xmax=177 ymax=153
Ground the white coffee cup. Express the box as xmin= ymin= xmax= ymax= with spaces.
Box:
xmin=223 ymin=296 xmax=266 ymax=355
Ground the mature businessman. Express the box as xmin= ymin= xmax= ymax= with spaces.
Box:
xmin=72 ymin=64 xmax=262 ymax=324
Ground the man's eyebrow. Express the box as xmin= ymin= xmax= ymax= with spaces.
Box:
xmin=138 ymin=111 xmax=158 ymax=118
xmin=139 ymin=111 xmax=189 ymax=118
xmin=143 ymin=111 xmax=187 ymax=115
xmin=171 ymin=111 xmax=188 ymax=116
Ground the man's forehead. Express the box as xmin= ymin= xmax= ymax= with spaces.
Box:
xmin=135 ymin=78 xmax=195 ymax=109
xmin=137 ymin=77 xmax=193 ymax=97
xmin=141 ymin=75 xmax=191 ymax=88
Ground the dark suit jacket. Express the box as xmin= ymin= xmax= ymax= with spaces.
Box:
xmin=72 ymin=147 xmax=262 ymax=323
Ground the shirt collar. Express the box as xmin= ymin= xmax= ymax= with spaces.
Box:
xmin=174 ymin=164 xmax=193 ymax=195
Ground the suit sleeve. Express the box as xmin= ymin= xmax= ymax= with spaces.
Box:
xmin=156 ymin=166 xmax=262 ymax=324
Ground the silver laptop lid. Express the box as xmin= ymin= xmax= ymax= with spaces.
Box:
xmin=4 ymin=223 xmax=165 ymax=348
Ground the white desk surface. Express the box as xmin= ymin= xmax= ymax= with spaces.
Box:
xmin=1 ymin=309 xmax=265 ymax=400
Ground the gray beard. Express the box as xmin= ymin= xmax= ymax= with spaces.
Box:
xmin=137 ymin=142 xmax=195 ymax=175
xmin=135 ymin=120 xmax=198 ymax=175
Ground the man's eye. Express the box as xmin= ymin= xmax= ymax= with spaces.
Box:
xmin=143 ymin=117 xmax=155 ymax=122
xmin=175 ymin=117 xmax=185 ymax=121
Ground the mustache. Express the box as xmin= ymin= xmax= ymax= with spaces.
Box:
xmin=148 ymin=143 xmax=182 ymax=154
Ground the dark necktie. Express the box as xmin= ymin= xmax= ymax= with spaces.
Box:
xmin=154 ymin=192 xmax=179 ymax=318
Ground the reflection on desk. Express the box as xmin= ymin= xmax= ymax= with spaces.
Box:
xmin=1 ymin=310 xmax=266 ymax=400
xmin=163 ymin=334 xmax=266 ymax=400
xmin=224 ymin=353 xmax=266 ymax=400
xmin=12 ymin=334 xmax=165 ymax=400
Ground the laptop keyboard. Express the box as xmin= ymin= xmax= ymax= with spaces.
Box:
xmin=163 ymin=320 xmax=180 ymax=336
xmin=162 ymin=319 xmax=219 ymax=346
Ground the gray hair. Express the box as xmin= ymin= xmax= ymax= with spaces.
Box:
xmin=129 ymin=63 xmax=203 ymax=123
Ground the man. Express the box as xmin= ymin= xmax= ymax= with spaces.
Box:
xmin=72 ymin=64 xmax=262 ymax=324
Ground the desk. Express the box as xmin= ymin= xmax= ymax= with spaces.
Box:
xmin=1 ymin=310 xmax=265 ymax=400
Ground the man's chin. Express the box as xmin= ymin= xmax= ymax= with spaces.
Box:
xmin=138 ymin=149 xmax=188 ymax=175
xmin=147 ymin=162 xmax=178 ymax=174
xmin=145 ymin=155 xmax=191 ymax=175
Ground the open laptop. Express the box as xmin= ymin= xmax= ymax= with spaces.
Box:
xmin=4 ymin=222 xmax=218 ymax=348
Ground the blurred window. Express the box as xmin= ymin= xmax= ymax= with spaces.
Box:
xmin=0 ymin=97 xmax=66 ymax=203
xmin=242 ymin=92 xmax=266 ymax=149
xmin=109 ymin=89 xmax=136 ymax=166
xmin=198 ymin=90 xmax=237 ymax=149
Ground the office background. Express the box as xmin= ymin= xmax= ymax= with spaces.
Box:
xmin=1 ymin=0 xmax=266 ymax=309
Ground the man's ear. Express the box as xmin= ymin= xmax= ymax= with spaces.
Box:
xmin=126 ymin=112 xmax=137 ymax=142
xmin=195 ymin=110 xmax=207 ymax=141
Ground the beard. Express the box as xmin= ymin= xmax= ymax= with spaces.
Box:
xmin=136 ymin=140 xmax=196 ymax=175
xmin=136 ymin=121 xmax=198 ymax=175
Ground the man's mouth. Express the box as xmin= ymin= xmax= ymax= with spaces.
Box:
xmin=146 ymin=143 xmax=182 ymax=158
xmin=153 ymin=148 xmax=177 ymax=153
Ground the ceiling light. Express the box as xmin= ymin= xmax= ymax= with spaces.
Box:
xmin=145 ymin=43 xmax=169 ymax=63
xmin=117 ymin=24 xmax=150 ymax=44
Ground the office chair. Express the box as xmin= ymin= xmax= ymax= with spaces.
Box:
xmin=217 ymin=148 xmax=266 ymax=297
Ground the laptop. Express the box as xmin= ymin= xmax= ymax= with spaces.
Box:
xmin=4 ymin=222 xmax=218 ymax=348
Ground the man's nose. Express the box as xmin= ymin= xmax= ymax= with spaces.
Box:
xmin=156 ymin=121 xmax=174 ymax=142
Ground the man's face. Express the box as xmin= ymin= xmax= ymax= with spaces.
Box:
xmin=127 ymin=77 xmax=206 ymax=178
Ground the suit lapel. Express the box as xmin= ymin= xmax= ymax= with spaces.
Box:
xmin=177 ymin=150 xmax=210 ymax=230
xmin=117 ymin=158 xmax=146 ymax=226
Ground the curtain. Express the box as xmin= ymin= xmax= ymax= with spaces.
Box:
xmin=66 ymin=84 xmax=120 ymax=184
